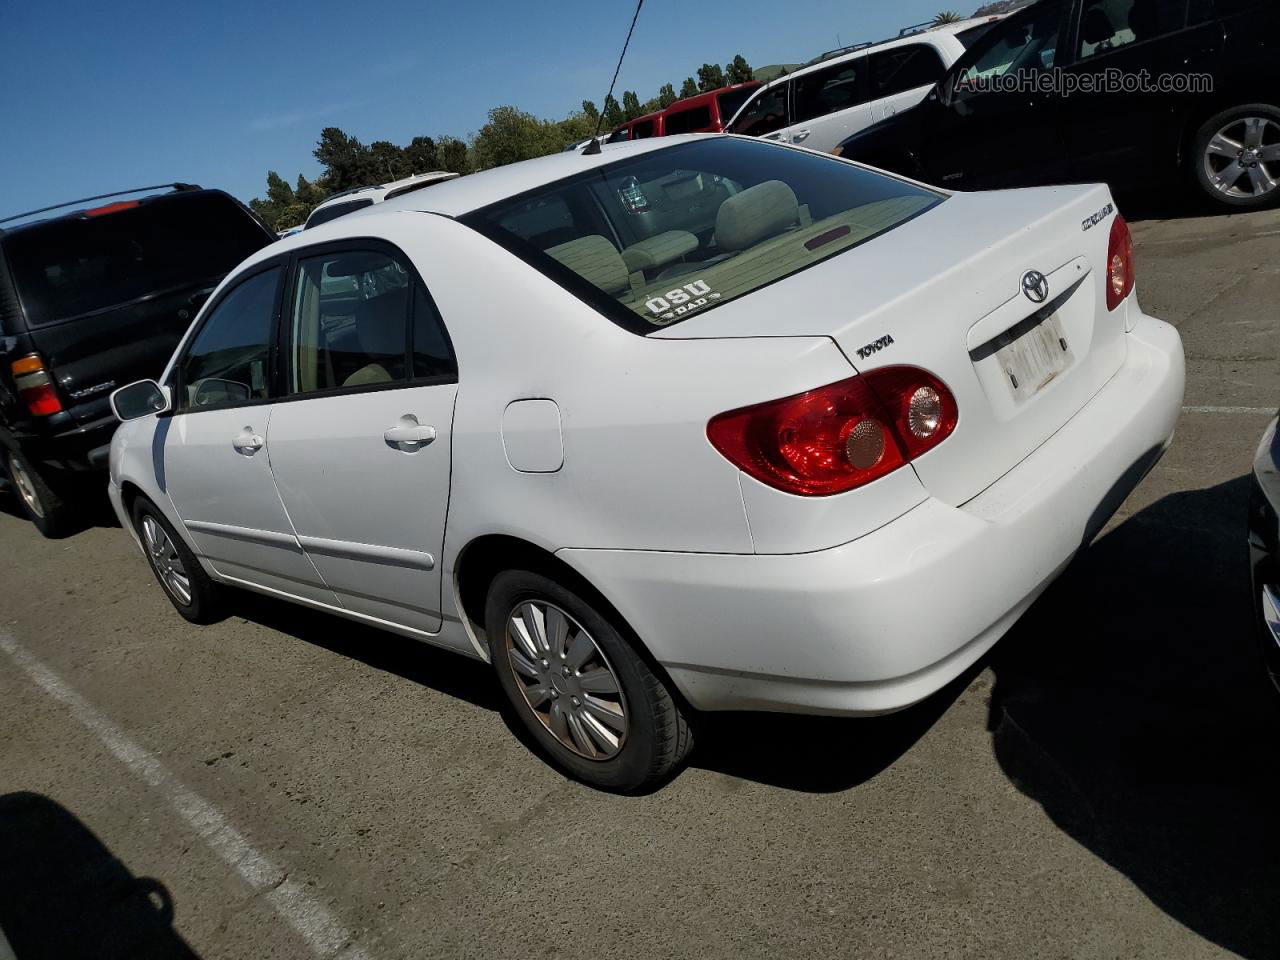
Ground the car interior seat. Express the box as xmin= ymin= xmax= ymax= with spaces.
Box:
xmin=342 ymin=285 xmax=409 ymax=387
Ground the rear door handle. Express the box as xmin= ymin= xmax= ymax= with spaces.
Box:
xmin=792 ymin=129 xmax=811 ymax=143
xmin=384 ymin=415 xmax=436 ymax=450
xmin=233 ymin=429 xmax=264 ymax=455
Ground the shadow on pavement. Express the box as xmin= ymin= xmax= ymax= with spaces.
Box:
xmin=987 ymin=476 xmax=1280 ymax=959
xmin=0 ymin=792 xmax=200 ymax=960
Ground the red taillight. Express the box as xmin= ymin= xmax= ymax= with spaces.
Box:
xmin=707 ymin=366 xmax=958 ymax=497
xmin=11 ymin=354 xmax=63 ymax=416
xmin=84 ymin=200 xmax=140 ymax=217
xmin=1106 ymin=214 xmax=1135 ymax=311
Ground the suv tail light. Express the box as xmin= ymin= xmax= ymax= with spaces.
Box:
xmin=11 ymin=354 xmax=63 ymax=416
xmin=1106 ymin=214 xmax=1135 ymax=311
xmin=707 ymin=367 xmax=958 ymax=496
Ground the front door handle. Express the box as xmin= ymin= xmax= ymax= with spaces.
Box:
xmin=792 ymin=129 xmax=811 ymax=143
xmin=232 ymin=428 xmax=264 ymax=455
xmin=384 ymin=415 xmax=436 ymax=451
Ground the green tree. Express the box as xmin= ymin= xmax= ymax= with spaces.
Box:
xmin=696 ymin=63 xmax=726 ymax=92
xmin=368 ymin=140 xmax=407 ymax=182
xmin=581 ymin=100 xmax=600 ymax=121
xmin=657 ymin=83 xmax=677 ymax=108
xmin=602 ymin=94 xmax=625 ymax=129
xmin=725 ymin=54 xmax=754 ymax=85
xmin=313 ymin=127 xmax=368 ymax=191
xmin=436 ymin=136 xmax=470 ymax=174
xmin=473 ymin=106 xmax=554 ymax=170
xmin=621 ymin=90 xmax=643 ymax=120
xmin=932 ymin=10 xmax=964 ymax=24
xmin=679 ymin=76 xmax=699 ymax=99
xmin=402 ymin=135 xmax=438 ymax=172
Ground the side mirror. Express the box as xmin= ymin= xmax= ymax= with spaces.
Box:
xmin=110 ymin=380 xmax=171 ymax=422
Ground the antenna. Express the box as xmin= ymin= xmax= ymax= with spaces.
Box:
xmin=583 ymin=0 xmax=646 ymax=155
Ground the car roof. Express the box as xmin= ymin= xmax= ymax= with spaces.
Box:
xmin=310 ymin=171 xmax=457 ymax=212
xmin=664 ymin=82 xmax=760 ymax=113
xmin=0 ymin=184 xmax=223 ymax=237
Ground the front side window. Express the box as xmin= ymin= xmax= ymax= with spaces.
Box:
xmin=1077 ymin=0 xmax=1186 ymax=59
xmin=665 ymin=105 xmax=713 ymax=134
xmin=727 ymin=84 xmax=789 ymax=137
xmin=462 ymin=138 xmax=943 ymax=333
xmin=793 ymin=60 xmax=868 ymax=124
xmin=177 ymin=266 xmax=280 ymax=411
xmin=869 ymin=45 xmax=947 ymax=98
xmin=954 ymin=1 xmax=1064 ymax=90
xmin=717 ymin=87 xmax=756 ymax=124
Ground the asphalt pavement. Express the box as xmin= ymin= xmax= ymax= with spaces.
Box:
xmin=1 ymin=198 xmax=1277 ymax=960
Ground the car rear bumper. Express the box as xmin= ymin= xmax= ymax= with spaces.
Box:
xmin=558 ymin=312 xmax=1185 ymax=715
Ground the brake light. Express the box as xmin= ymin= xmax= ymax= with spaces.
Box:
xmin=10 ymin=354 xmax=63 ymax=416
xmin=85 ymin=200 xmax=140 ymax=217
xmin=1106 ymin=214 xmax=1135 ymax=311
xmin=707 ymin=366 xmax=958 ymax=496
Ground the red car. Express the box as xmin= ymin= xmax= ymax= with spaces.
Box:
xmin=608 ymin=82 xmax=761 ymax=142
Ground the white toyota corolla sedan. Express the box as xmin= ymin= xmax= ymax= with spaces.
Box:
xmin=108 ymin=134 xmax=1185 ymax=790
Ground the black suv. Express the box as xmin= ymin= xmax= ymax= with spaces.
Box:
xmin=0 ymin=185 xmax=274 ymax=535
xmin=836 ymin=0 xmax=1280 ymax=209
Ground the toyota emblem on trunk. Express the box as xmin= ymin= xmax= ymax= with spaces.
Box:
xmin=1022 ymin=270 xmax=1050 ymax=304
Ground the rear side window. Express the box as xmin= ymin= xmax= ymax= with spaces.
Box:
xmin=717 ymin=88 xmax=756 ymax=123
xmin=665 ymin=105 xmax=713 ymax=134
xmin=462 ymin=137 xmax=943 ymax=334
xmin=4 ymin=193 xmax=269 ymax=328
xmin=868 ymin=45 xmax=947 ymax=98
xmin=305 ymin=198 xmax=375 ymax=229
xmin=793 ymin=60 xmax=868 ymax=123
xmin=727 ymin=84 xmax=789 ymax=137
xmin=1077 ymin=0 xmax=1187 ymax=58
xmin=631 ymin=119 xmax=656 ymax=139
xmin=178 ymin=266 xmax=280 ymax=411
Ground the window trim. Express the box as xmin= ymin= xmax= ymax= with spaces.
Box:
xmin=169 ymin=256 xmax=289 ymax=417
xmin=271 ymin=235 xmax=458 ymax=407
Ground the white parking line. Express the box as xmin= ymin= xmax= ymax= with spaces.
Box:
xmin=0 ymin=630 xmax=372 ymax=960
xmin=1182 ymin=405 xmax=1276 ymax=415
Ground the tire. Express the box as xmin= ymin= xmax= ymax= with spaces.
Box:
xmin=131 ymin=497 xmax=225 ymax=624
xmin=485 ymin=569 xmax=693 ymax=792
xmin=2 ymin=443 xmax=78 ymax=538
xmin=1191 ymin=103 xmax=1280 ymax=210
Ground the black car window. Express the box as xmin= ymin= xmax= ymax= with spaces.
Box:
xmin=1077 ymin=0 xmax=1187 ymax=59
xmin=304 ymin=198 xmax=374 ymax=229
xmin=727 ymin=84 xmax=790 ymax=136
xmin=287 ymin=250 xmax=412 ymax=395
xmin=793 ymin=60 xmax=868 ymax=123
xmin=665 ymin=105 xmax=713 ymax=134
xmin=632 ymin=119 xmax=655 ymax=139
xmin=869 ymin=45 xmax=947 ymax=98
xmin=411 ymin=283 xmax=457 ymax=380
xmin=4 ymin=193 xmax=269 ymax=328
xmin=177 ymin=267 xmax=280 ymax=412
xmin=717 ymin=88 xmax=756 ymax=124
xmin=954 ymin=0 xmax=1064 ymax=92
xmin=607 ymin=127 xmax=630 ymax=143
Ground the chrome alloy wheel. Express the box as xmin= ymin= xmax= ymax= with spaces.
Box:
xmin=1203 ymin=116 xmax=1280 ymax=201
xmin=7 ymin=455 xmax=44 ymax=519
xmin=141 ymin=515 xmax=193 ymax=606
xmin=505 ymin=600 xmax=629 ymax=760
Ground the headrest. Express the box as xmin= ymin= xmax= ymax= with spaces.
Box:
xmin=1081 ymin=8 xmax=1114 ymax=45
xmin=714 ymin=180 xmax=800 ymax=253
xmin=546 ymin=235 xmax=630 ymax=295
xmin=622 ymin=230 xmax=699 ymax=273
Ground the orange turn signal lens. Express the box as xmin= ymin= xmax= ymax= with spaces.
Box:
xmin=11 ymin=354 xmax=44 ymax=376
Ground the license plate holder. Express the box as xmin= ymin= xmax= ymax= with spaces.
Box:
xmin=993 ymin=313 xmax=1073 ymax=404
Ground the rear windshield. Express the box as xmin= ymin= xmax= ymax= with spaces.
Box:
xmin=305 ymin=198 xmax=375 ymax=229
xmin=5 ymin=193 xmax=269 ymax=327
xmin=462 ymin=137 xmax=942 ymax=333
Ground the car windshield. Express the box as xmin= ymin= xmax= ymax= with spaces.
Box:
xmin=461 ymin=137 xmax=943 ymax=332
xmin=5 ymin=193 xmax=269 ymax=327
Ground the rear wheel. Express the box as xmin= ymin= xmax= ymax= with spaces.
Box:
xmin=3 ymin=443 xmax=77 ymax=538
xmin=131 ymin=497 xmax=224 ymax=624
xmin=485 ymin=569 xmax=693 ymax=791
xmin=1192 ymin=105 xmax=1280 ymax=209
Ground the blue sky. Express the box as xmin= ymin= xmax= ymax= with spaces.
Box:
xmin=1 ymin=0 xmax=966 ymax=212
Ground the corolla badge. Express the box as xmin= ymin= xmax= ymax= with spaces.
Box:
xmin=1021 ymin=270 xmax=1050 ymax=304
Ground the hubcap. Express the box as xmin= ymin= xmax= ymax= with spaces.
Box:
xmin=7 ymin=455 xmax=44 ymax=519
xmin=1204 ymin=116 xmax=1280 ymax=199
xmin=504 ymin=600 xmax=628 ymax=760
xmin=140 ymin=516 xmax=193 ymax=606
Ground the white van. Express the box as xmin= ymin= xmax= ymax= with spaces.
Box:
xmin=726 ymin=18 xmax=1003 ymax=154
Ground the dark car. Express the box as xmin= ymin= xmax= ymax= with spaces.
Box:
xmin=1249 ymin=412 xmax=1280 ymax=694
xmin=0 ymin=184 xmax=274 ymax=535
xmin=835 ymin=0 xmax=1280 ymax=210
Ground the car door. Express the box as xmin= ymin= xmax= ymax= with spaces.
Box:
xmin=725 ymin=81 xmax=792 ymax=141
xmin=1060 ymin=0 xmax=1222 ymax=187
xmin=867 ymin=42 xmax=951 ymax=124
xmin=789 ymin=57 xmax=874 ymax=152
xmin=162 ymin=261 xmax=337 ymax=604
xmin=924 ymin=0 xmax=1073 ymax=189
xmin=264 ymin=243 xmax=457 ymax=635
